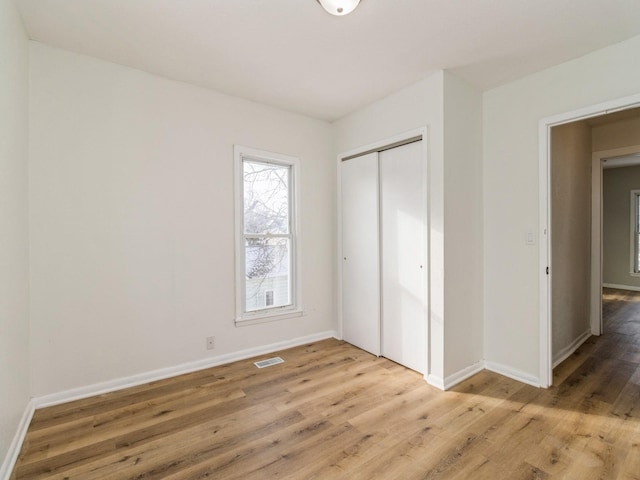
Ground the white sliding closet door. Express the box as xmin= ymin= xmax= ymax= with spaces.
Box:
xmin=341 ymin=152 xmax=380 ymax=355
xmin=380 ymin=141 xmax=426 ymax=373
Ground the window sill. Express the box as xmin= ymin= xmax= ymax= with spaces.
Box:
xmin=235 ymin=309 xmax=304 ymax=327
xmin=630 ymin=272 xmax=640 ymax=277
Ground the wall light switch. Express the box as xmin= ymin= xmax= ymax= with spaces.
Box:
xmin=525 ymin=231 xmax=536 ymax=245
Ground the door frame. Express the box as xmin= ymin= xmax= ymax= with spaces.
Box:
xmin=539 ymin=93 xmax=640 ymax=388
xmin=592 ymin=145 xmax=640 ymax=335
xmin=337 ymin=127 xmax=429 ymax=370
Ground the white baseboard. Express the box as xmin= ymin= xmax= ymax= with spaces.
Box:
xmin=603 ymin=282 xmax=640 ymax=292
xmin=484 ymin=361 xmax=541 ymax=388
xmin=443 ymin=361 xmax=485 ymax=390
xmin=0 ymin=399 xmax=35 ymax=480
xmin=428 ymin=359 xmax=539 ymax=391
xmin=425 ymin=374 xmax=445 ymax=390
xmin=34 ymin=330 xmax=339 ymax=409
xmin=552 ymin=330 xmax=591 ymax=368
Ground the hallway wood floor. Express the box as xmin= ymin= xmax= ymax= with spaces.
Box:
xmin=11 ymin=289 xmax=640 ymax=479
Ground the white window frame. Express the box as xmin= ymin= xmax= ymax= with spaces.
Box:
xmin=631 ymin=189 xmax=640 ymax=276
xmin=234 ymin=145 xmax=302 ymax=325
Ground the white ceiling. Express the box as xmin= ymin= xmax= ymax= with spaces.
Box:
xmin=15 ymin=0 xmax=640 ymax=121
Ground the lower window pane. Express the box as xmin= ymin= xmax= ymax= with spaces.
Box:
xmin=245 ymin=238 xmax=291 ymax=312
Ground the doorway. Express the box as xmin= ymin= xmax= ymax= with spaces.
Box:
xmin=593 ymin=147 xmax=640 ymax=334
xmin=541 ymin=97 xmax=640 ymax=387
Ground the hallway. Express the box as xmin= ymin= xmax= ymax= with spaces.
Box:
xmin=553 ymin=287 xmax=640 ymax=418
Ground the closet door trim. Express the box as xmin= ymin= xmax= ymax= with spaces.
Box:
xmin=341 ymin=136 xmax=422 ymax=161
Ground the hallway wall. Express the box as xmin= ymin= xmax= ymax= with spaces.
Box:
xmin=550 ymin=121 xmax=592 ymax=363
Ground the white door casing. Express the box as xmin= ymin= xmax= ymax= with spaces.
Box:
xmin=539 ymin=93 xmax=640 ymax=387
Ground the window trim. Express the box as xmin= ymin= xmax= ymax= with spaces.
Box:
xmin=234 ymin=145 xmax=302 ymax=324
xmin=631 ymin=189 xmax=640 ymax=277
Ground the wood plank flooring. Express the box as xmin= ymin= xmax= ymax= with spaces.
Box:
xmin=11 ymin=288 xmax=640 ymax=479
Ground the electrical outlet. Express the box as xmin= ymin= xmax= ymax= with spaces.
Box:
xmin=206 ymin=336 xmax=215 ymax=350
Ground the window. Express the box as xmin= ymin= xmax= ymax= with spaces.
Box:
xmin=235 ymin=146 xmax=300 ymax=323
xmin=632 ymin=190 xmax=640 ymax=274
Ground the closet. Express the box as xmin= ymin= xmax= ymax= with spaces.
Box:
xmin=341 ymin=140 xmax=426 ymax=373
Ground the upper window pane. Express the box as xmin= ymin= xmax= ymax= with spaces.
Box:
xmin=243 ymin=160 xmax=290 ymax=235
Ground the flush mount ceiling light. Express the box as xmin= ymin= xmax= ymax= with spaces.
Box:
xmin=316 ymin=0 xmax=361 ymax=16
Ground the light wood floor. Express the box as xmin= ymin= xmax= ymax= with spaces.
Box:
xmin=11 ymin=289 xmax=640 ymax=479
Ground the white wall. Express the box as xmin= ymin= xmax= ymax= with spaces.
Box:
xmin=29 ymin=43 xmax=336 ymax=397
xmin=334 ymin=73 xmax=446 ymax=382
xmin=442 ymin=72 xmax=484 ymax=377
xmin=483 ymin=35 xmax=640 ymax=381
xmin=334 ymin=71 xmax=484 ymax=385
xmin=550 ymin=121 xmax=592 ymax=362
xmin=0 ymin=0 xmax=30 ymax=469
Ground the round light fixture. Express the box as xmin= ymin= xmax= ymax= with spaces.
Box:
xmin=316 ymin=0 xmax=361 ymax=16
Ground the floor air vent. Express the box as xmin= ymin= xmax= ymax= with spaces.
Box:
xmin=254 ymin=357 xmax=284 ymax=368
